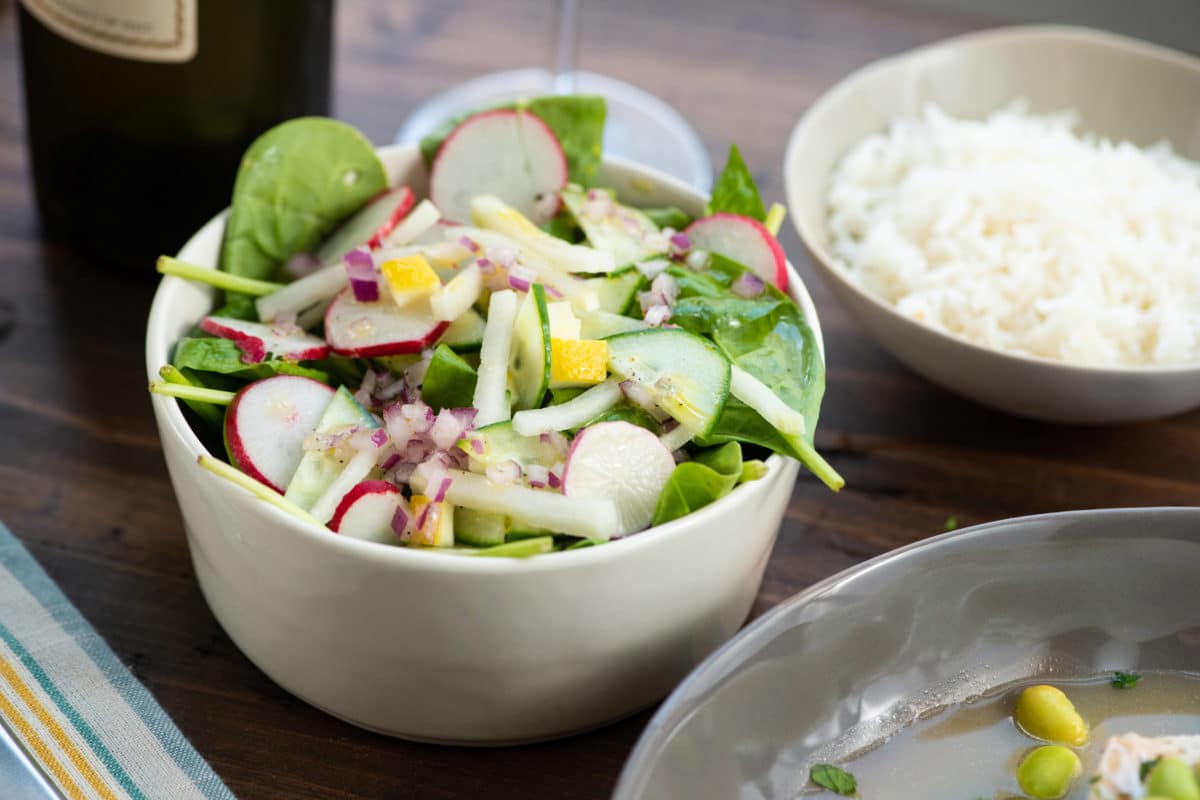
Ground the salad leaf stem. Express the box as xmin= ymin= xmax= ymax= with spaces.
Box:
xmin=158 ymin=365 xmax=224 ymax=427
xmin=764 ymin=203 xmax=787 ymax=236
xmin=149 ymin=380 xmax=235 ymax=405
xmin=793 ymin=437 xmax=844 ymax=491
xmin=197 ymin=455 xmax=325 ymax=527
xmin=157 ymin=256 xmax=283 ymax=296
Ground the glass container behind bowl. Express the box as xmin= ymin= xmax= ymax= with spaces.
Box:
xmin=18 ymin=0 xmax=334 ymax=276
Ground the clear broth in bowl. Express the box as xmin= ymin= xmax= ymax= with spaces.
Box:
xmin=833 ymin=672 xmax=1200 ymax=799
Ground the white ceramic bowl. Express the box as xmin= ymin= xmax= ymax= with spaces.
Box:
xmin=145 ymin=146 xmax=823 ymax=744
xmin=785 ymin=25 xmax=1200 ymax=423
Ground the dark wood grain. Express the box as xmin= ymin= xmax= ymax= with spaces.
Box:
xmin=0 ymin=1 xmax=1196 ymax=798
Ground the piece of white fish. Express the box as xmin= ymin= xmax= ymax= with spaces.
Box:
xmin=1091 ymin=733 xmax=1200 ymax=800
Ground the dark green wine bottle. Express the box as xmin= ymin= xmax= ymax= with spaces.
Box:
xmin=18 ymin=0 xmax=334 ymax=274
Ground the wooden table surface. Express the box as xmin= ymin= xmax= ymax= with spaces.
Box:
xmin=2 ymin=1 xmax=1197 ymax=797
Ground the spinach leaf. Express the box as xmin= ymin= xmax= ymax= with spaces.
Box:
xmin=641 ymin=206 xmax=694 ymax=230
xmin=810 ymin=764 xmax=856 ymax=796
xmin=419 ymin=96 xmax=607 ymax=187
xmin=541 ymin=210 xmax=584 ymax=243
xmin=582 ymin=403 xmax=660 ymax=433
xmin=1112 ymin=671 xmax=1142 ymax=689
xmin=652 ymin=442 xmax=744 ymax=526
xmin=708 ymin=144 xmax=766 ymax=222
xmin=173 ymin=337 xmax=331 ymax=383
xmin=421 ymin=344 xmax=478 ymax=411
xmin=668 ymin=255 xmax=825 ymax=444
xmin=221 ymin=117 xmax=387 ymax=281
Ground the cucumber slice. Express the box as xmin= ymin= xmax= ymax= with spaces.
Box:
xmin=453 ymin=507 xmax=506 ymax=547
xmin=579 ymin=309 xmax=645 ymax=339
xmin=436 ymin=308 xmax=486 ymax=352
xmin=561 ymin=185 xmax=665 ymax=267
xmin=472 ymin=290 xmax=519 ymax=427
xmin=458 ymin=421 xmax=548 ymax=473
xmin=605 ymin=329 xmax=730 ymax=439
xmin=421 ymin=344 xmax=477 ymax=411
xmin=586 ymin=269 xmax=644 ymax=315
xmin=283 ymin=386 xmax=379 ymax=510
xmin=509 ymin=283 xmax=551 ymax=410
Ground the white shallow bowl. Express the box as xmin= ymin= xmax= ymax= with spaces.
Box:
xmin=145 ymin=146 xmax=824 ymax=744
xmin=785 ymin=26 xmax=1200 ymax=424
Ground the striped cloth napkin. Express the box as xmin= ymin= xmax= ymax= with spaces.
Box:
xmin=0 ymin=522 xmax=236 ymax=800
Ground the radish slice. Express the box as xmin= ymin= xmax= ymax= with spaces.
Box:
xmin=685 ymin=212 xmax=788 ymax=290
xmin=324 ymin=289 xmax=449 ymax=357
xmin=381 ymin=199 xmax=441 ymax=247
xmin=472 ymin=194 xmax=614 ymax=274
xmin=199 ymin=316 xmax=330 ymax=363
xmin=315 ymin=185 xmax=416 ymax=266
xmin=511 ymin=379 xmax=622 ymax=436
xmin=561 ymin=421 xmax=676 ymax=535
xmin=409 ymin=467 xmax=620 ymax=540
xmin=255 ymin=262 xmax=348 ymax=325
xmin=472 ymin=290 xmax=519 ymax=427
xmin=329 ymin=481 xmax=402 ymax=545
xmin=430 ymin=109 xmax=567 ymax=225
xmin=309 ymin=448 xmax=380 ymax=524
xmin=224 ymin=376 xmax=335 ymax=492
xmin=430 ymin=262 xmax=482 ymax=322
xmin=729 ymin=365 xmax=806 ymax=440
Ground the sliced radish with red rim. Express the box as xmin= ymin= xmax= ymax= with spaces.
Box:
xmin=329 ymin=481 xmax=403 ymax=545
xmin=224 ymin=376 xmax=336 ymax=492
xmin=199 ymin=316 xmax=330 ymax=363
xmin=685 ymin=212 xmax=788 ymax=291
xmin=324 ymin=289 xmax=449 ymax=357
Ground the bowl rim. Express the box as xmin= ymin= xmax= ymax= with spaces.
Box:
xmin=146 ymin=146 xmax=822 ymax=575
xmin=784 ymin=23 xmax=1200 ymax=377
xmin=611 ymin=504 xmax=1200 ymax=799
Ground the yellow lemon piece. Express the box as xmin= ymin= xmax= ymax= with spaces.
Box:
xmin=409 ymin=495 xmax=455 ymax=548
xmin=381 ymin=254 xmax=441 ymax=307
xmin=550 ymin=338 xmax=608 ymax=388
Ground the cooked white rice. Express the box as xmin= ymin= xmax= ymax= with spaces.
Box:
xmin=826 ymin=102 xmax=1200 ymax=366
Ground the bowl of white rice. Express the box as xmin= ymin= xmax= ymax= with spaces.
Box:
xmin=785 ymin=25 xmax=1200 ymax=423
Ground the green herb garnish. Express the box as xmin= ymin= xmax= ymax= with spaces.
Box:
xmin=1140 ymin=757 xmax=1160 ymax=781
xmin=810 ymin=763 xmax=857 ymax=796
xmin=944 ymin=516 xmax=959 ymax=532
xmin=1112 ymin=671 xmax=1142 ymax=689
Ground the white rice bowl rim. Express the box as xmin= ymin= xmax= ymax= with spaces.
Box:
xmin=786 ymin=24 xmax=1200 ymax=376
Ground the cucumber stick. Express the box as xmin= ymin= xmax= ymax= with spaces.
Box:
xmin=509 ymin=284 xmax=551 ymax=410
xmin=283 ymin=387 xmax=379 ymax=510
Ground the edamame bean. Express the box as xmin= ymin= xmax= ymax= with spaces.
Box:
xmin=1017 ymin=745 xmax=1082 ymax=799
xmin=1014 ymin=685 xmax=1089 ymax=746
xmin=1146 ymin=758 xmax=1200 ymax=800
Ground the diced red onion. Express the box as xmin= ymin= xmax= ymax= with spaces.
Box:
xmin=732 ymin=272 xmax=766 ymax=298
xmin=651 ymin=273 xmax=680 ymax=306
xmin=376 ymin=375 xmax=408 ymax=402
xmin=476 ymin=257 xmax=494 ymax=273
xmin=344 ymin=248 xmax=380 ymax=302
xmin=544 ymin=285 xmax=564 ymax=299
xmin=381 ymin=453 xmax=401 ymax=471
xmin=525 ymin=463 xmax=550 ymax=489
xmin=507 ymin=264 xmax=536 ymax=292
xmin=669 ymin=232 xmax=691 ymax=252
xmin=415 ymin=502 xmax=431 ymax=531
xmin=403 ymin=350 xmax=433 ymax=389
xmin=445 ymin=446 xmax=470 ymax=471
xmin=469 ymin=437 xmax=485 ymax=455
xmin=548 ymin=463 xmax=563 ymax=489
xmin=486 ymin=459 xmax=522 ymax=485
xmin=429 ymin=407 xmax=475 ymax=451
xmin=644 ymin=304 xmax=672 ymax=326
xmin=354 ymin=369 xmax=379 ymax=407
xmin=391 ymin=503 xmax=410 ymax=538
xmin=459 ymin=235 xmax=480 ymax=254
xmin=385 ymin=461 xmax=416 ymax=484
xmin=349 ymin=427 xmax=384 ymax=452
xmin=431 ymin=476 xmax=452 ymax=503
xmin=371 ymin=428 xmax=389 ymax=447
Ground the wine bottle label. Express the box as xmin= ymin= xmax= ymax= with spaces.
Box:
xmin=19 ymin=0 xmax=197 ymax=63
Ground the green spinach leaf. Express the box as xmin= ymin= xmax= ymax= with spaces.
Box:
xmin=641 ymin=206 xmax=694 ymax=230
xmin=810 ymin=764 xmax=856 ymax=796
xmin=173 ymin=337 xmax=330 ymax=383
xmin=221 ymin=117 xmax=387 ymax=280
xmin=652 ymin=442 xmax=745 ymax=526
xmin=582 ymin=403 xmax=660 ymax=433
xmin=708 ymin=144 xmax=766 ymax=222
xmin=419 ymin=96 xmax=607 ymax=187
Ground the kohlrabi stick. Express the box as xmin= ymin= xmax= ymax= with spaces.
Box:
xmin=149 ymin=379 xmax=235 ymax=405
xmin=157 ymin=256 xmax=284 ymax=297
xmin=197 ymin=455 xmax=326 ymax=527
xmin=764 ymin=203 xmax=787 ymax=237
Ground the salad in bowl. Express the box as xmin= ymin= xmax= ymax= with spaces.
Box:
xmin=150 ymin=95 xmax=842 ymax=556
